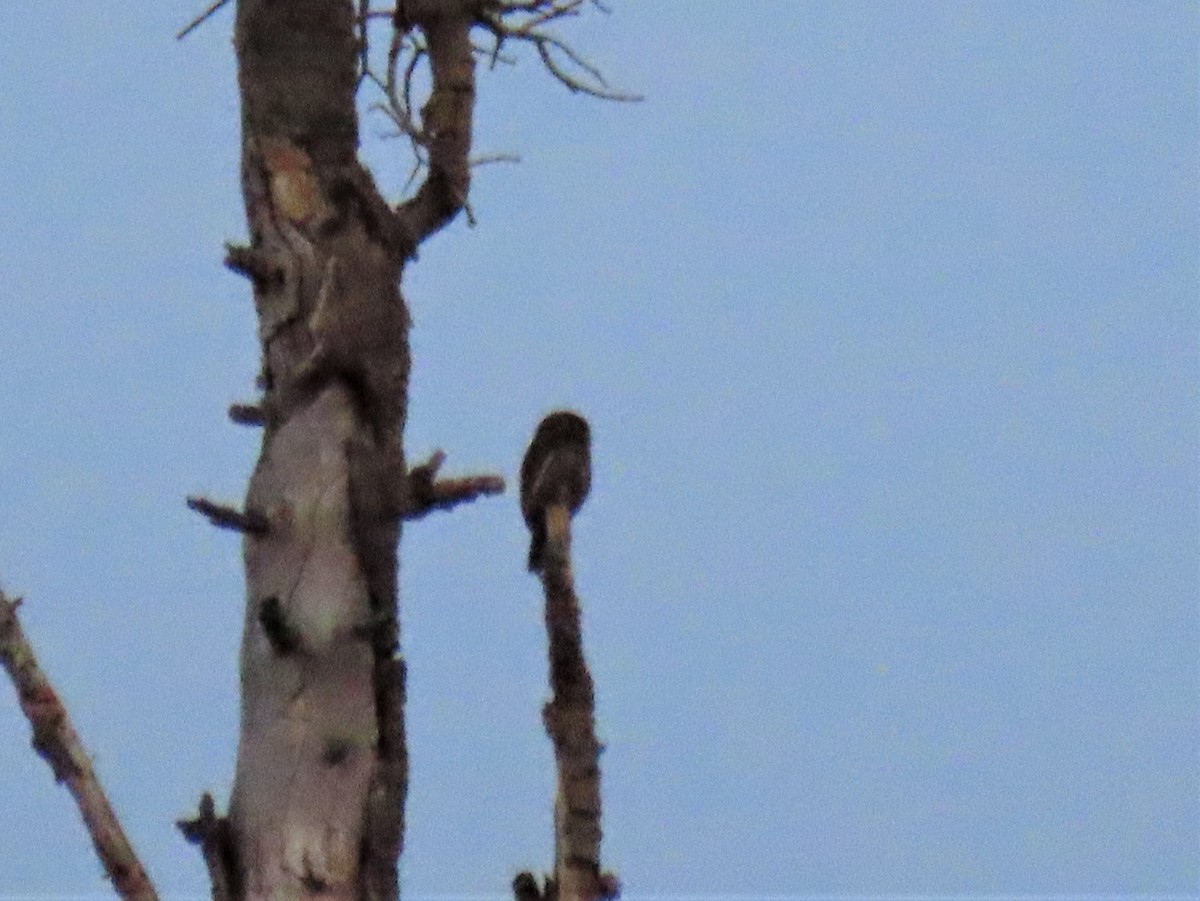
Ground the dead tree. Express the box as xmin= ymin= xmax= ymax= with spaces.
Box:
xmin=2 ymin=2 xmax=632 ymax=899
xmin=199 ymin=0 xmax=632 ymax=898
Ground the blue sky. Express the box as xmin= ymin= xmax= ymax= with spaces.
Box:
xmin=0 ymin=1 xmax=1196 ymax=897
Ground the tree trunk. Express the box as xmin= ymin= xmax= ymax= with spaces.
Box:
xmin=227 ymin=2 xmax=418 ymax=897
xmin=215 ymin=1 xmax=616 ymax=898
xmin=224 ymin=0 xmax=478 ymax=892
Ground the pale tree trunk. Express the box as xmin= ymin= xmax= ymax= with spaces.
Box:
xmin=219 ymin=2 xmax=473 ymax=898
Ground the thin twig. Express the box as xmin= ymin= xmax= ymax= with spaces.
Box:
xmin=472 ymin=39 xmax=517 ymax=67
xmin=471 ymin=152 xmax=522 ymax=166
xmin=479 ymin=2 xmax=643 ymax=102
xmin=0 ymin=591 xmax=160 ymax=901
xmin=175 ymin=0 xmax=233 ymax=41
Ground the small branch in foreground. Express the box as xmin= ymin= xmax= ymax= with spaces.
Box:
xmin=0 ymin=590 xmax=159 ymax=901
xmin=405 ymin=449 xmax=505 ymax=520
xmin=186 ymin=496 xmax=269 ymax=535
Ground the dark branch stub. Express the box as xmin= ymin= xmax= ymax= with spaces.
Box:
xmin=513 ymin=871 xmax=546 ymax=901
xmin=186 ymin=496 xmax=269 ymax=535
xmin=177 ymin=793 xmax=238 ymax=901
xmin=224 ymin=243 xmax=284 ymax=290
xmin=405 ymin=449 xmax=505 ymax=520
xmin=228 ymin=403 xmax=266 ymax=426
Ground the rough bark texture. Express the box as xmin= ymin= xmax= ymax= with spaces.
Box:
xmin=218 ymin=1 xmax=626 ymax=898
xmin=228 ymin=2 xmax=413 ymax=899
xmin=225 ymin=0 xmax=479 ymax=895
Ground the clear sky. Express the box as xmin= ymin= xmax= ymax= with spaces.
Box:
xmin=0 ymin=1 xmax=1196 ymax=898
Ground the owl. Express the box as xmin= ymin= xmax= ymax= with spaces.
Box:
xmin=520 ymin=411 xmax=592 ymax=572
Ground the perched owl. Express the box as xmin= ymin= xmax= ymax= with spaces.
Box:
xmin=520 ymin=411 xmax=592 ymax=572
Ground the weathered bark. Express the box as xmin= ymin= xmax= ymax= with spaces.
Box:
xmin=540 ymin=506 xmax=609 ymax=901
xmin=213 ymin=1 xmax=628 ymax=898
xmin=222 ymin=0 xmax=480 ymax=895
xmin=226 ymin=3 xmax=405 ymax=899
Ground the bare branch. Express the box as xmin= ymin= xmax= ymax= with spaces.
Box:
xmin=498 ymin=0 xmax=549 ymax=12
xmin=365 ymin=27 xmax=433 ymax=196
xmin=404 ymin=449 xmax=505 ymax=519
xmin=472 ymin=151 xmax=522 ymax=166
xmin=175 ymin=0 xmax=233 ymax=41
xmin=0 ymin=591 xmax=160 ymax=901
xmin=473 ymin=38 xmax=518 ymax=68
xmin=400 ymin=153 xmax=426 ymax=195
xmin=394 ymin=14 xmax=477 ymax=248
xmin=186 ymin=496 xmax=269 ymax=535
xmin=352 ymin=1 xmax=636 ymax=243
xmin=533 ymin=0 xmax=585 ymax=29
xmin=479 ymin=0 xmax=643 ymax=101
